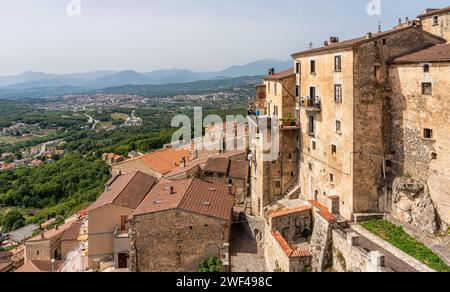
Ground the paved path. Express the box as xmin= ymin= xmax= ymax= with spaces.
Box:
xmin=230 ymin=223 xmax=266 ymax=272
xmin=351 ymin=224 xmax=435 ymax=272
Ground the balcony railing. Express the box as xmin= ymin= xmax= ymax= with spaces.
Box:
xmin=114 ymin=225 xmax=131 ymax=239
xmin=301 ymin=97 xmax=321 ymax=112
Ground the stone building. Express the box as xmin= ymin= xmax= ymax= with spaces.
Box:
xmin=87 ymin=171 xmax=157 ymax=269
xmin=388 ymin=43 xmax=450 ymax=232
xmin=130 ymin=178 xmax=233 ymax=272
xmin=292 ymin=25 xmax=446 ymax=221
xmin=418 ymin=6 xmax=450 ymax=41
xmin=249 ymin=68 xmax=301 ymax=216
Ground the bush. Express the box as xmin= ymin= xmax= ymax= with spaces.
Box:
xmin=198 ymin=257 xmax=221 ymax=272
xmin=1 ymin=210 xmax=25 ymax=232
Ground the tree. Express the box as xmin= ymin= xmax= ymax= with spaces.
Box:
xmin=198 ymin=257 xmax=221 ymax=272
xmin=2 ymin=210 xmax=25 ymax=232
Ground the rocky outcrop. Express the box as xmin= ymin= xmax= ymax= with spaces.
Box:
xmin=392 ymin=177 xmax=440 ymax=234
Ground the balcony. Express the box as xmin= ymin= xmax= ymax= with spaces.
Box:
xmin=301 ymin=97 xmax=321 ymax=112
xmin=280 ymin=119 xmax=300 ymax=131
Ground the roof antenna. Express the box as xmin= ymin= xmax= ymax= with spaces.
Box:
xmin=308 ymin=41 xmax=313 ymax=49
xmin=378 ymin=21 xmax=382 ymax=32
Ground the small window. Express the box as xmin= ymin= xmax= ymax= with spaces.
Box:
xmin=295 ymin=62 xmax=301 ymax=74
xmin=296 ymin=86 xmax=300 ymax=97
xmin=422 ymin=82 xmax=432 ymax=95
xmin=382 ymin=39 xmax=387 ymax=45
xmin=331 ymin=144 xmax=337 ymax=155
xmin=424 ymin=128 xmax=433 ymax=139
xmin=36 ymin=250 xmax=40 ymax=256
xmin=334 ymin=84 xmax=342 ymax=103
xmin=424 ymin=64 xmax=430 ymax=73
xmin=335 ymin=120 xmax=342 ymax=133
xmin=276 ymin=181 xmax=281 ymax=188
xmin=309 ymin=87 xmax=316 ymax=99
xmin=273 ymin=105 xmax=278 ymax=116
xmin=310 ymin=60 xmax=316 ymax=74
xmin=291 ymin=172 xmax=294 ymax=177
xmin=274 ymin=83 xmax=278 ymax=95
xmin=433 ymin=15 xmax=439 ymax=26
xmin=431 ymin=153 xmax=437 ymax=160
xmin=308 ymin=116 xmax=315 ymax=134
xmin=334 ymin=56 xmax=342 ymax=72
xmin=312 ymin=140 xmax=317 ymax=150
xmin=330 ymin=174 xmax=334 ymax=183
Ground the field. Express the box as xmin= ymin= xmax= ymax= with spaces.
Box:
xmin=0 ymin=135 xmax=32 ymax=144
xmin=111 ymin=113 xmax=129 ymax=120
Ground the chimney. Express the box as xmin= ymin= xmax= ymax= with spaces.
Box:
xmin=329 ymin=37 xmax=339 ymax=43
xmin=366 ymin=32 xmax=373 ymax=39
xmin=170 ymin=186 xmax=174 ymax=194
xmin=398 ymin=18 xmax=402 ymax=25
xmin=228 ymin=184 xmax=233 ymax=195
xmin=55 ymin=225 xmax=59 ymax=231
xmin=41 ymin=233 xmax=45 ymax=239
xmin=323 ymin=41 xmax=329 ymax=46
xmin=180 ymin=157 xmax=186 ymax=168
xmin=268 ymin=68 xmax=275 ymax=76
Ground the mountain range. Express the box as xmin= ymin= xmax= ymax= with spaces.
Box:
xmin=0 ymin=59 xmax=292 ymax=99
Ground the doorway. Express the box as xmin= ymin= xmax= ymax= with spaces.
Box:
xmin=118 ymin=253 xmax=129 ymax=269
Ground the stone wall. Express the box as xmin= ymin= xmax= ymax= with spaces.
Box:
xmin=332 ymin=229 xmax=392 ymax=272
xmin=309 ymin=212 xmax=333 ymax=272
xmin=131 ymin=210 xmax=230 ymax=272
xmin=421 ymin=12 xmax=450 ymax=41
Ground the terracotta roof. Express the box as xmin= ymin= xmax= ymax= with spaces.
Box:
xmin=204 ymin=157 xmax=230 ymax=174
xmin=418 ymin=6 xmax=450 ymax=18
xmin=15 ymin=260 xmax=63 ymax=272
xmin=308 ymin=200 xmax=337 ymax=223
xmin=87 ymin=171 xmax=157 ymax=212
xmin=0 ymin=261 xmax=13 ymax=272
xmin=164 ymin=157 xmax=208 ymax=178
xmin=133 ymin=178 xmax=233 ymax=221
xmin=228 ymin=160 xmax=249 ymax=179
xmin=61 ymin=220 xmax=83 ymax=241
xmin=115 ymin=149 xmax=189 ymax=175
xmin=292 ymin=26 xmax=446 ymax=57
xmin=269 ymin=205 xmax=311 ymax=219
xmin=391 ymin=44 xmax=450 ymax=64
xmin=27 ymin=221 xmax=75 ymax=242
xmin=272 ymin=231 xmax=311 ymax=258
xmin=263 ymin=68 xmax=295 ymax=80
xmin=0 ymin=251 xmax=12 ymax=259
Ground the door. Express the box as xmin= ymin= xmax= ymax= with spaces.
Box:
xmin=120 ymin=216 xmax=127 ymax=230
xmin=118 ymin=253 xmax=128 ymax=269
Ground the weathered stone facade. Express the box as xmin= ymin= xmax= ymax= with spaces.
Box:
xmin=419 ymin=8 xmax=450 ymax=41
xmin=131 ymin=210 xmax=230 ymax=272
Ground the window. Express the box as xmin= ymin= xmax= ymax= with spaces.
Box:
xmin=334 ymin=84 xmax=342 ymax=103
xmin=331 ymin=144 xmax=337 ymax=155
xmin=276 ymin=181 xmax=281 ymax=188
xmin=432 ymin=153 xmax=437 ymax=160
xmin=424 ymin=64 xmax=430 ymax=73
xmin=273 ymin=105 xmax=278 ymax=116
xmin=274 ymin=83 xmax=278 ymax=95
xmin=422 ymin=82 xmax=432 ymax=95
xmin=382 ymin=39 xmax=387 ymax=45
xmin=424 ymin=128 xmax=433 ymax=139
xmin=310 ymin=60 xmax=316 ymax=74
xmin=334 ymin=56 xmax=342 ymax=71
xmin=308 ymin=163 xmax=313 ymax=170
xmin=335 ymin=120 xmax=342 ymax=133
xmin=374 ymin=65 xmax=380 ymax=80
xmin=330 ymin=173 xmax=334 ymax=183
xmin=296 ymin=86 xmax=300 ymax=97
xmin=295 ymin=62 xmax=301 ymax=74
xmin=308 ymin=115 xmax=315 ymax=134
xmin=291 ymin=172 xmax=294 ymax=177
xmin=312 ymin=140 xmax=317 ymax=150
xmin=433 ymin=15 xmax=439 ymax=26
xmin=309 ymin=87 xmax=316 ymax=99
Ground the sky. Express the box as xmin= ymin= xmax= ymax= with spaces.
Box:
xmin=0 ymin=0 xmax=448 ymax=76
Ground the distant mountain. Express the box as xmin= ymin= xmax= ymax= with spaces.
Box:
xmin=0 ymin=59 xmax=292 ymax=93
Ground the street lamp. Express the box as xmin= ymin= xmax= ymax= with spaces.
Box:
xmin=51 ymin=258 xmax=55 ymax=272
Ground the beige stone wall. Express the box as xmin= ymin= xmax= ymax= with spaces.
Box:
xmin=264 ymin=75 xmax=296 ymax=121
xmin=389 ymin=62 xmax=450 ymax=225
xmin=421 ymin=13 xmax=450 ymax=41
xmin=88 ymin=204 xmax=133 ymax=265
xmin=132 ymin=210 xmax=230 ymax=272
xmin=295 ymin=49 xmax=355 ymax=219
xmin=61 ymin=240 xmax=78 ymax=260
xmin=269 ymin=211 xmax=311 ymax=244
xmin=25 ymin=235 xmax=63 ymax=262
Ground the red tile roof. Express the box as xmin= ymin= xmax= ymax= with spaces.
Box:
xmin=272 ymin=231 xmax=311 ymax=258
xmin=15 ymin=260 xmax=63 ymax=272
xmin=418 ymin=6 xmax=450 ymax=18
xmin=204 ymin=157 xmax=229 ymax=174
xmin=269 ymin=205 xmax=311 ymax=219
xmin=228 ymin=160 xmax=249 ymax=180
xmin=61 ymin=220 xmax=83 ymax=241
xmin=87 ymin=171 xmax=157 ymax=212
xmin=292 ymin=26 xmax=446 ymax=57
xmin=115 ymin=149 xmax=190 ymax=175
xmin=263 ymin=68 xmax=295 ymax=80
xmin=133 ymin=178 xmax=233 ymax=221
xmin=391 ymin=44 xmax=450 ymax=64
xmin=308 ymin=200 xmax=337 ymax=223
xmin=27 ymin=221 xmax=74 ymax=242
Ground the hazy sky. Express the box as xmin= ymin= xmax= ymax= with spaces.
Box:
xmin=0 ymin=0 xmax=448 ymax=75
